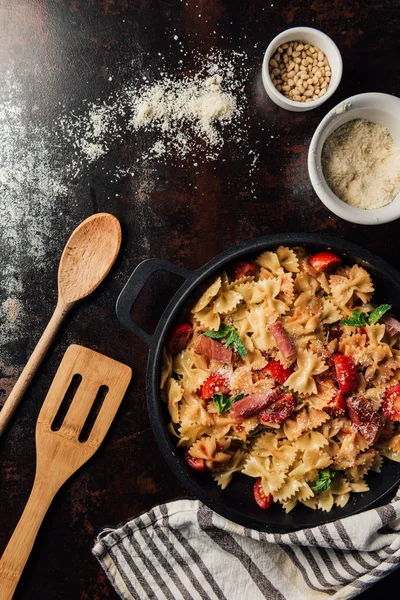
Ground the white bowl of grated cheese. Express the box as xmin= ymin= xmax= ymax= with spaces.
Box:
xmin=308 ymin=92 xmax=400 ymax=225
xmin=262 ymin=27 xmax=343 ymax=112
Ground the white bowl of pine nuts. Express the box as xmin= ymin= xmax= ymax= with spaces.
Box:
xmin=262 ymin=27 xmax=342 ymax=112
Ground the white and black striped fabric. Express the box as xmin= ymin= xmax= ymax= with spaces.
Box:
xmin=93 ymin=495 xmax=400 ymax=600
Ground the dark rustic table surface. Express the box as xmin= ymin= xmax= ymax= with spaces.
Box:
xmin=1 ymin=1 xmax=399 ymax=598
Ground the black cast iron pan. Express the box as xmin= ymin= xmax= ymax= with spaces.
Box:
xmin=116 ymin=233 xmax=400 ymax=531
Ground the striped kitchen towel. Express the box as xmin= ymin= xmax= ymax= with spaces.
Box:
xmin=93 ymin=496 xmax=400 ymax=600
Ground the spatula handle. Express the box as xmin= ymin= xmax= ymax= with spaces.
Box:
xmin=0 ymin=301 xmax=70 ymax=437
xmin=0 ymin=476 xmax=57 ymax=599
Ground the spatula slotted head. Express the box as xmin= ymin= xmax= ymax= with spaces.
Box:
xmin=36 ymin=345 xmax=132 ymax=486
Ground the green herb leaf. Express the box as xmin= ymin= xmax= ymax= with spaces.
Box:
xmin=340 ymin=311 xmax=367 ymax=327
xmin=213 ymin=392 xmax=245 ymax=415
xmin=368 ymin=304 xmax=392 ymax=325
xmin=203 ymin=324 xmax=232 ymax=340
xmin=203 ymin=324 xmax=247 ymax=356
xmin=311 ymin=468 xmax=336 ymax=493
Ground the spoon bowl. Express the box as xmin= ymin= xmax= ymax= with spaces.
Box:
xmin=58 ymin=213 xmax=121 ymax=305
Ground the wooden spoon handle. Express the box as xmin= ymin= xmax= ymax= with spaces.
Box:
xmin=0 ymin=301 xmax=71 ymax=437
xmin=0 ymin=476 xmax=58 ymax=600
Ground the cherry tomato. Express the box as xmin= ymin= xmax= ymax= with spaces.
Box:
xmin=325 ymin=392 xmax=346 ymax=417
xmin=259 ymin=392 xmax=296 ymax=424
xmin=382 ymin=383 xmax=400 ymax=422
xmin=333 ymin=354 xmax=359 ymax=394
xmin=184 ymin=449 xmax=205 ymax=471
xmin=262 ymin=360 xmax=293 ymax=385
xmin=201 ymin=374 xmax=231 ymax=400
xmin=232 ymin=261 xmax=257 ymax=281
xmin=167 ymin=323 xmax=192 ymax=355
xmin=309 ymin=251 xmax=342 ymax=272
xmin=253 ymin=478 xmax=273 ymax=509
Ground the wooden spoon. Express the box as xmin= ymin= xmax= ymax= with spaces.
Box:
xmin=0 ymin=344 xmax=132 ymax=599
xmin=0 ymin=213 xmax=122 ymax=436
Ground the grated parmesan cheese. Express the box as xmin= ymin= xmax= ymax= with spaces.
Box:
xmin=322 ymin=118 xmax=400 ymax=210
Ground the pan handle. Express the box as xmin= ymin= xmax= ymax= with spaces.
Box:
xmin=116 ymin=259 xmax=195 ymax=348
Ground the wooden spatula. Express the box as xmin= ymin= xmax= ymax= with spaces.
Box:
xmin=0 ymin=344 xmax=132 ymax=600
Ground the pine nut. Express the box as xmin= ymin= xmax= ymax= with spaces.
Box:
xmin=268 ymin=40 xmax=331 ymax=102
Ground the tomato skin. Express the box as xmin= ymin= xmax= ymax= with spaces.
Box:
xmin=309 ymin=251 xmax=342 ymax=272
xmin=184 ymin=449 xmax=205 ymax=471
xmin=167 ymin=323 xmax=192 ymax=355
xmin=254 ymin=478 xmax=273 ymax=509
xmin=232 ymin=261 xmax=257 ymax=281
xmin=382 ymin=383 xmax=400 ymax=422
xmin=325 ymin=392 xmax=346 ymax=417
xmin=259 ymin=392 xmax=296 ymax=424
xmin=333 ymin=354 xmax=359 ymax=394
xmin=201 ymin=374 xmax=231 ymax=400
xmin=262 ymin=360 xmax=293 ymax=385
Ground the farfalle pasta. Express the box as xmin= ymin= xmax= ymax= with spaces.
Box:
xmin=161 ymin=247 xmax=400 ymax=513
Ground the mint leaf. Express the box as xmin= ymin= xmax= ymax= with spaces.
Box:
xmin=311 ymin=468 xmax=336 ymax=493
xmin=203 ymin=324 xmax=231 ymax=340
xmin=225 ymin=329 xmax=247 ymax=357
xmin=203 ymin=324 xmax=247 ymax=357
xmin=340 ymin=311 xmax=367 ymax=327
xmin=213 ymin=392 xmax=244 ymax=415
xmin=368 ymin=304 xmax=392 ymax=325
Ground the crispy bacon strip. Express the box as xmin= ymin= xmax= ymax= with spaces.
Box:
xmin=269 ymin=321 xmax=297 ymax=360
xmin=193 ymin=335 xmax=233 ymax=363
xmin=231 ymin=389 xmax=280 ymax=418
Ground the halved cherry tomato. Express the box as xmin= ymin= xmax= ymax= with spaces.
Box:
xmin=184 ymin=449 xmax=205 ymax=471
xmin=325 ymin=392 xmax=346 ymax=417
xmin=253 ymin=478 xmax=273 ymax=509
xmin=309 ymin=251 xmax=342 ymax=272
xmin=167 ymin=323 xmax=192 ymax=355
xmin=201 ymin=374 xmax=231 ymax=400
xmin=262 ymin=360 xmax=293 ymax=385
xmin=333 ymin=354 xmax=359 ymax=394
xmin=382 ymin=383 xmax=400 ymax=422
xmin=232 ymin=260 xmax=257 ymax=281
xmin=259 ymin=392 xmax=296 ymax=424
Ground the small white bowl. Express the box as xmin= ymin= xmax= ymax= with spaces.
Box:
xmin=262 ymin=27 xmax=343 ymax=112
xmin=308 ymin=92 xmax=400 ymax=225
